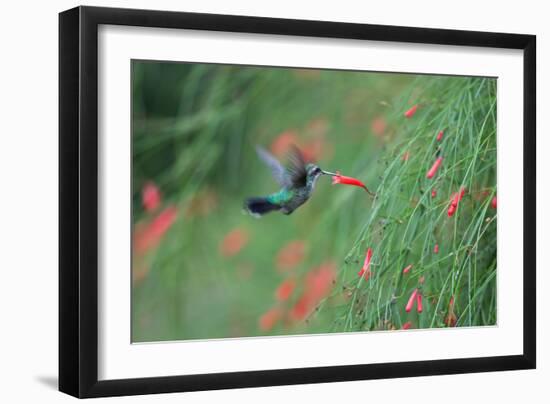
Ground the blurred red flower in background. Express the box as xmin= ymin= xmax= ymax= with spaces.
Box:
xmin=219 ymin=227 xmax=249 ymax=257
xmin=402 ymin=264 xmax=412 ymax=274
xmin=259 ymin=307 xmax=282 ymax=331
xmin=134 ymin=206 xmax=178 ymax=254
xmin=434 ymin=244 xmax=439 ymax=254
xmin=275 ymin=278 xmax=296 ymax=301
xmin=302 ymin=134 xmax=333 ymax=162
xmin=306 ymin=262 xmax=336 ymax=301
xmin=142 ymin=182 xmax=161 ymax=212
xmin=371 ymin=116 xmax=387 ymax=137
xmin=270 ymin=119 xmax=333 ymax=163
xmin=491 ymin=196 xmax=497 ymax=210
xmin=436 ymin=130 xmax=444 ymax=141
xmin=290 ymin=296 xmax=310 ymax=321
xmin=290 ymin=261 xmax=336 ymax=321
xmin=270 ymin=130 xmax=300 ymax=158
xmin=276 ymin=240 xmax=306 ymax=271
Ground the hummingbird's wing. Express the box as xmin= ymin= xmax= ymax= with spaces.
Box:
xmin=255 ymin=146 xmax=291 ymax=187
xmin=285 ymin=145 xmax=307 ymax=188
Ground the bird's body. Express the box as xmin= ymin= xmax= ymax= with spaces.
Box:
xmin=244 ymin=146 xmax=335 ymax=217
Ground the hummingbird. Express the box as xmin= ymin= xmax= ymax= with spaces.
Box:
xmin=244 ymin=145 xmax=337 ymax=217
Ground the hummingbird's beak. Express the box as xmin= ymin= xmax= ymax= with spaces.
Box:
xmin=321 ymin=170 xmax=338 ymax=176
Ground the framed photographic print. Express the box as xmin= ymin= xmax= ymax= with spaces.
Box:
xmin=59 ymin=6 xmax=536 ymax=398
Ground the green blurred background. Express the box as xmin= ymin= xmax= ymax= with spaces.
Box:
xmin=131 ymin=61 xmax=497 ymax=342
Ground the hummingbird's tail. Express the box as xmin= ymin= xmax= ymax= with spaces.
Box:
xmin=244 ymin=197 xmax=281 ymax=217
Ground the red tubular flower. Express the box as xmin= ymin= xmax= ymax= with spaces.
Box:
xmin=402 ymin=151 xmax=410 ymax=162
xmin=332 ymin=171 xmax=375 ymax=196
xmin=436 ymin=130 xmax=444 ymax=141
xmin=402 ymin=321 xmax=412 ymax=330
xmin=402 ymin=264 xmax=412 ymax=274
xmin=405 ymin=288 xmax=418 ymax=313
xmin=448 ymin=187 xmax=466 ymax=217
xmin=404 ymin=105 xmax=418 ymax=118
xmin=416 ymin=293 xmax=423 ymax=313
xmin=431 ymin=189 xmax=437 ymax=198
xmin=434 ymin=244 xmax=439 ymax=254
xmin=142 ymin=182 xmax=161 ymax=212
xmin=275 ymin=279 xmax=296 ymax=301
xmin=290 ymin=262 xmax=336 ymax=321
xmin=358 ymin=248 xmax=373 ymax=279
xmin=426 ymin=156 xmax=443 ymax=179
xmin=492 ymin=196 xmax=497 ymax=209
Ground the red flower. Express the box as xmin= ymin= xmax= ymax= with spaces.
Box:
xmin=219 ymin=228 xmax=249 ymax=257
xmin=275 ymin=279 xmax=296 ymax=301
xmin=405 ymin=289 xmax=418 ymax=313
xmin=270 ymin=130 xmax=300 ymax=158
xmin=426 ymin=156 xmax=443 ymax=179
xmin=402 ymin=151 xmax=410 ymax=162
xmin=142 ymin=182 xmax=161 ymax=212
xmin=402 ymin=321 xmax=413 ymax=330
xmin=290 ymin=295 xmax=310 ymax=321
xmin=448 ymin=187 xmax=466 ymax=217
xmin=431 ymin=189 xmax=437 ymax=198
xmin=358 ymin=248 xmax=373 ymax=280
xmin=332 ymin=171 xmax=375 ymax=196
xmin=402 ymin=264 xmax=412 ymax=274
xmin=416 ymin=293 xmax=423 ymax=313
xmin=306 ymin=262 xmax=336 ymax=301
xmin=434 ymin=244 xmax=439 ymax=254
xmin=492 ymin=196 xmax=497 ymax=209
xmin=259 ymin=307 xmax=282 ymax=331
xmin=371 ymin=116 xmax=387 ymax=136
xmin=133 ymin=206 xmax=178 ymax=254
xmin=436 ymin=130 xmax=444 ymax=141
xmin=276 ymin=240 xmax=306 ymax=271
xmin=404 ymin=105 xmax=418 ymax=118
xmin=291 ymin=262 xmax=336 ymax=321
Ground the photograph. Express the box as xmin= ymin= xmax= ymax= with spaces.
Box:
xmin=130 ymin=60 xmax=497 ymax=343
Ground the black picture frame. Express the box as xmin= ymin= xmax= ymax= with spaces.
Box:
xmin=59 ymin=5 xmax=536 ymax=398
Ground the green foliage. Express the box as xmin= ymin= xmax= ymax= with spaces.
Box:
xmin=131 ymin=61 xmax=496 ymax=341
xmin=332 ymin=77 xmax=497 ymax=332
